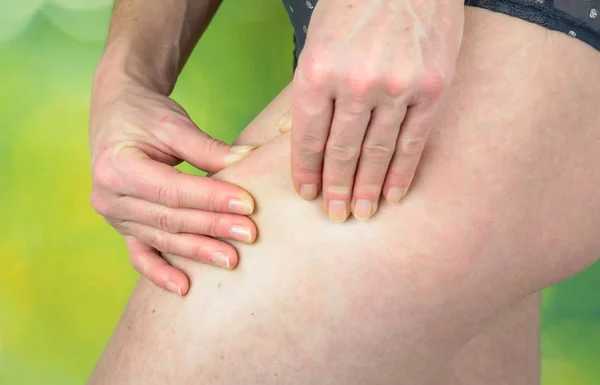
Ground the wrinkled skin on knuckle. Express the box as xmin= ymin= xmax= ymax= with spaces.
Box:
xmin=156 ymin=207 xmax=176 ymax=233
xmin=157 ymin=182 xmax=182 ymax=208
xmin=109 ymin=219 xmax=128 ymax=236
xmin=362 ymin=142 xmax=394 ymax=161
xmin=207 ymin=214 xmax=228 ymax=238
xmin=199 ymin=187 xmax=221 ymax=213
xmin=399 ymin=135 xmax=426 ymax=155
xmin=327 ymin=141 xmax=360 ymax=163
xmin=202 ymin=135 xmax=227 ymax=154
xmin=297 ymin=132 xmax=327 ymax=157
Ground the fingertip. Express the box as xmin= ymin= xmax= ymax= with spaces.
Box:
xmin=228 ymin=195 xmax=255 ymax=215
xmin=162 ymin=268 xmax=190 ymax=296
xmin=296 ymin=183 xmax=319 ymax=200
xmin=210 ymin=250 xmax=239 ymax=270
xmin=385 ymin=187 xmax=407 ymax=204
xmin=225 ymin=145 xmax=259 ymax=166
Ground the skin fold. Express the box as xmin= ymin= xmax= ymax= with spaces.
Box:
xmin=88 ymin=8 xmax=600 ymax=385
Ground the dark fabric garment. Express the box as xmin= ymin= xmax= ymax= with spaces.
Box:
xmin=281 ymin=0 xmax=600 ymax=69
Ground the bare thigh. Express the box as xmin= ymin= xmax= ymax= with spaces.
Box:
xmin=88 ymin=8 xmax=600 ymax=385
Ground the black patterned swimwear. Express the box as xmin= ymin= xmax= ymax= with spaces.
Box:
xmin=282 ymin=0 xmax=600 ymax=68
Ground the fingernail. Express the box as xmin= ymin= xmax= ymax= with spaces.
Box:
xmin=299 ymin=184 xmax=318 ymax=200
xmin=328 ymin=200 xmax=349 ymax=222
xmin=230 ymin=145 xmax=258 ymax=154
xmin=228 ymin=198 xmax=254 ymax=215
xmin=386 ymin=187 xmax=406 ymax=203
xmin=230 ymin=225 xmax=253 ymax=243
xmin=353 ymin=199 xmax=374 ymax=221
xmin=277 ymin=110 xmax=292 ymax=133
xmin=225 ymin=145 xmax=257 ymax=166
xmin=166 ymin=281 xmax=182 ymax=296
xmin=211 ymin=251 xmax=231 ymax=269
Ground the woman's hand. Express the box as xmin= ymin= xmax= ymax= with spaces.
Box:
xmin=287 ymin=0 xmax=464 ymax=222
xmin=89 ymin=74 xmax=258 ymax=296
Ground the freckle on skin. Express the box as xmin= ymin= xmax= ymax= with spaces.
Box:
xmin=251 ymin=313 xmax=254 ymax=316
xmin=152 ymin=309 xmax=155 ymax=314
xmin=221 ymin=355 xmax=224 ymax=360
xmin=218 ymin=282 xmax=221 ymax=288
xmin=348 ymin=4 xmax=353 ymax=8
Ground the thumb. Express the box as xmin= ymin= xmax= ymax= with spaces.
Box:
xmin=169 ymin=121 xmax=258 ymax=174
xmin=277 ymin=109 xmax=292 ymax=134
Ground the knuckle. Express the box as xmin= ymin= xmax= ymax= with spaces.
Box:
xmin=206 ymin=215 xmax=223 ymax=238
xmin=157 ymin=183 xmax=182 ymax=208
xmin=297 ymin=132 xmax=327 ymax=156
xmin=156 ymin=207 xmax=176 ymax=233
xmin=204 ymin=137 xmax=227 ymax=154
xmin=420 ymin=69 xmax=446 ymax=100
xmin=326 ymin=141 xmax=360 ymax=163
xmin=362 ymin=142 xmax=394 ymax=160
xmin=91 ymin=160 xmax=119 ymax=190
xmin=199 ymin=188 xmax=219 ymax=212
xmin=110 ymin=220 xmax=128 ymax=235
xmin=90 ymin=191 xmax=109 ymax=216
xmin=149 ymin=229 xmax=168 ymax=251
xmin=345 ymin=72 xmax=377 ymax=99
xmin=399 ymin=135 xmax=426 ymax=155
xmin=299 ymin=48 xmax=335 ymax=88
xmin=385 ymin=74 xmax=410 ymax=98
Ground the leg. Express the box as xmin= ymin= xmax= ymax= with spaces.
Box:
xmin=88 ymin=8 xmax=600 ymax=385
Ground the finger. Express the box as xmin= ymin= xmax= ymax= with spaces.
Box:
xmin=383 ymin=103 xmax=435 ymax=203
xmin=107 ymin=196 xmax=257 ymax=244
xmin=110 ymin=146 xmax=255 ymax=213
xmin=125 ymin=236 xmax=190 ymax=296
xmin=290 ymin=64 xmax=335 ymax=201
xmin=119 ymin=222 xmax=239 ymax=270
xmin=321 ymin=96 xmax=372 ymax=222
xmin=152 ymin=117 xmax=258 ymax=172
xmin=351 ymin=103 xmax=406 ymax=220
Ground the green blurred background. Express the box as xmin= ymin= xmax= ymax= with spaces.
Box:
xmin=0 ymin=1 xmax=598 ymax=384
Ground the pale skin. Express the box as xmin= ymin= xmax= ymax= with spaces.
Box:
xmin=89 ymin=0 xmax=467 ymax=292
xmin=289 ymin=0 xmax=464 ymax=222
xmin=88 ymin=9 xmax=600 ymax=384
xmin=90 ymin=0 xmax=258 ymax=295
